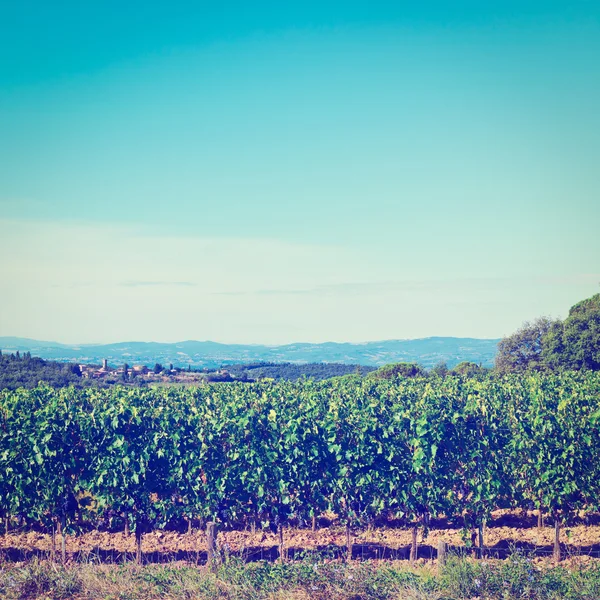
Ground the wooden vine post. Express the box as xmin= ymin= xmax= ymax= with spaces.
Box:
xmin=50 ymin=519 xmax=57 ymax=562
xmin=346 ymin=521 xmax=353 ymax=562
xmin=554 ymin=514 xmax=561 ymax=563
xmin=135 ymin=519 xmax=143 ymax=565
xmin=206 ymin=521 xmax=218 ymax=569
xmin=437 ymin=541 xmax=448 ymax=567
xmin=61 ymin=513 xmax=67 ymax=563
xmin=478 ymin=520 xmax=485 ymax=559
xmin=409 ymin=525 xmax=418 ymax=563
xmin=278 ymin=523 xmax=286 ymax=562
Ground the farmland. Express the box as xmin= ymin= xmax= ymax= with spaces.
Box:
xmin=1 ymin=373 xmax=600 ymax=566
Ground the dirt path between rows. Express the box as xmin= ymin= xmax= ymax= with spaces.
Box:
xmin=3 ymin=511 xmax=600 ymax=564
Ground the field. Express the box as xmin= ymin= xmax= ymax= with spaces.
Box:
xmin=2 ymin=374 xmax=600 ymax=597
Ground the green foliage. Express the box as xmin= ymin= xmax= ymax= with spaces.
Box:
xmin=446 ymin=378 xmax=512 ymax=532
xmin=327 ymin=378 xmax=393 ymax=526
xmin=430 ymin=361 xmax=449 ymax=377
xmin=450 ymin=361 xmax=490 ymax=377
xmin=368 ymin=362 xmax=426 ymax=379
xmin=83 ymin=388 xmax=183 ymax=535
xmin=1 ymin=373 xmax=600 ymax=538
xmin=495 ymin=317 xmax=557 ymax=373
xmin=226 ymin=362 xmax=376 ymax=381
xmin=441 ymin=551 xmax=600 ymax=599
xmin=505 ymin=372 xmax=600 ymax=517
xmin=497 ymin=294 xmax=600 ymax=374
xmin=542 ymin=294 xmax=600 ymax=371
xmin=389 ymin=379 xmax=457 ymax=529
xmin=0 ymin=353 xmax=86 ymax=390
xmin=0 ymin=386 xmax=86 ymax=531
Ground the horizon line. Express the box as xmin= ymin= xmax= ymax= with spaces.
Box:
xmin=0 ymin=334 xmax=502 ymax=348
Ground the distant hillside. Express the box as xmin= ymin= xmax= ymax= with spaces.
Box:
xmin=0 ymin=337 xmax=499 ymax=369
xmin=227 ymin=362 xmax=376 ymax=381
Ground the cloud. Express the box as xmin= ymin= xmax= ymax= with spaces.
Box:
xmin=119 ymin=281 xmax=197 ymax=287
xmin=212 ymin=274 xmax=600 ymax=298
xmin=213 ymin=278 xmax=517 ymax=297
xmin=215 ymin=281 xmax=406 ymax=297
xmin=1 ymin=217 xmax=598 ymax=344
xmin=536 ymin=274 xmax=600 ymax=285
xmin=50 ymin=281 xmax=95 ymax=289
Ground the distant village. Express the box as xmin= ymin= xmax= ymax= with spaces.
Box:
xmin=0 ymin=350 xmax=379 ymax=389
xmin=78 ymin=359 xmax=233 ymax=384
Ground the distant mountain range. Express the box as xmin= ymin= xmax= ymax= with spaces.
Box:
xmin=0 ymin=337 xmax=499 ymax=369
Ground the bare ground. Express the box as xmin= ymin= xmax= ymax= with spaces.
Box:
xmin=2 ymin=510 xmax=600 ymax=564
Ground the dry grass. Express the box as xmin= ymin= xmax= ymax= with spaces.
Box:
xmin=1 ymin=552 xmax=599 ymax=600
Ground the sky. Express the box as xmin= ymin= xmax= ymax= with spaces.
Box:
xmin=0 ymin=1 xmax=599 ymax=344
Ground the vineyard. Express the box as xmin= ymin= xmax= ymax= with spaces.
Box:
xmin=1 ymin=373 xmax=600 ymax=565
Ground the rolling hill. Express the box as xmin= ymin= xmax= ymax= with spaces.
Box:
xmin=0 ymin=337 xmax=499 ymax=369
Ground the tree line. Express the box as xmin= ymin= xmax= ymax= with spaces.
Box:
xmin=494 ymin=293 xmax=600 ymax=374
xmin=0 ymin=352 xmax=90 ymax=390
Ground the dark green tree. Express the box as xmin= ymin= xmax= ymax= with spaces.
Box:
xmin=451 ymin=362 xmax=489 ymax=377
xmin=430 ymin=361 xmax=449 ymax=378
xmin=495 ymin=317 xmax=557 ymax=373
xmin=368 ymin=362 xmax=426 ymax=379
xmin=542 ymin=294 xmax=600 ymax=371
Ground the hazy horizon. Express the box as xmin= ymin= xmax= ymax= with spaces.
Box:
xmin=1 ymin=1 xmax=599 ymax=344
xmin=0 ymin=333 xmax=502 ymax=348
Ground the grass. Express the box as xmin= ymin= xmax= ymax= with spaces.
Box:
xmin=1 ymin=552 xmax=600 ymax=599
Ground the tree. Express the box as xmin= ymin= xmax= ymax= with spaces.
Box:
xmin=430 ymin=361 xmax=449 ymax=378
xmin=495 ymin=317 xmax=557 ymax=373
xmin=368 ymin=363 xmax=426 ymax=379
xmin=451 ymin=362 xmax=489 ymax=378
xmin=542 ymin=294 xmax=600 ymax=371
xmin=69 ymin=364 xmax=82 ymax=377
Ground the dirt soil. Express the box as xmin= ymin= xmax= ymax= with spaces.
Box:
xmin=2 ymin=511 xmax=600 ymax=564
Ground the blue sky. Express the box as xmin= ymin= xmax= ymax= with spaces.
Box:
xmin=1 ymin=1 xmax=599 ymax=344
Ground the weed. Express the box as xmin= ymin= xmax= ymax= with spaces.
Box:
xmin=1 ymin=552 xmax=600 ymax=599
